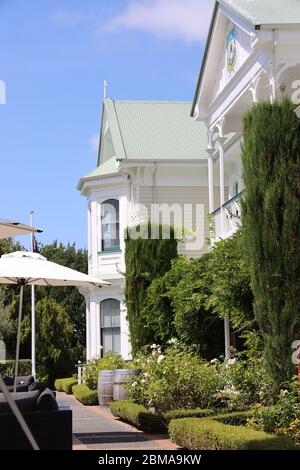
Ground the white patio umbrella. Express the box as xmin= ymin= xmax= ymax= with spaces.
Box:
xmin=0 ymin=220 xmax=43 ymax=449
xmin=0 ymin=250 xmax=109 ymax=450
xmin=0 ymin=219 xmax=42 ymax=239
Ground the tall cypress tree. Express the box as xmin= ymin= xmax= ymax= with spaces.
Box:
xmin=242 ymin=99 xmax=300 ymax=389
xmin=125 ymin=223 xmax=178 ymax=355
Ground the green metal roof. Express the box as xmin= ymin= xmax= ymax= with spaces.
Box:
xmin=104 ymin=99 xmax=208 ymax=161
xmin=77 ymin=157 xmax=118 ymax=189
xmin=220 ymin=0 xmax=300 ymax=27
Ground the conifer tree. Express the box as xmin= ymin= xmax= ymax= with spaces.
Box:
xmin=242 ymin=99 xmax=300 ymax=389
xmin=124 ymin=223 xmax=178 ymax=355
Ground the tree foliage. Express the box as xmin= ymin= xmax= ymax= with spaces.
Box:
xmin=142 ymin=232 xmax=254 ymax=358
xmin=35 ymin=297 xmax=74 ymax=386
xmin=0 ymin=239 xmax=88 ymax=367
xmin=206 ymin=232 xmax=254 ymax=332
xmin=242 ymin=99 xmax=300 ymax=389
xmin=124 ymin=223 xmax=178 ymax=355
xmin=38 ymin=241 xmax=88 ymax=359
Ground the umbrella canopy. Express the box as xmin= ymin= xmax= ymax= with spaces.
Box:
xmin=0 ymin=251 xmax=109 ymax=287
xmin=0 ymin=219 xmax=42 ymax=239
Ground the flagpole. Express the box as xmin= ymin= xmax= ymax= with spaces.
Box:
xmin=30 ymin=211 xmax=36 ymax=380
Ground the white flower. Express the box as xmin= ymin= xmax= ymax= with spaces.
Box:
xmin=131 ymin=381 xmax=138 ymax=387
xmin=210 ymin=358 xmax=218 ymax=365
xmin=157 ymin=355 xmax=165 ymax=364
xmin=144 ymin=372 xmax=149 ymax=377
xmin=280 ymin=389 xmax=289 ymax=397
xmin=168 ymin=338 xmax=177 ymax=345
xmin=141 ymin=379 xmax=146 ymax=384
xmin=219 ymin=386 xmax=240 ymax=396
xmin=226 ymin=358 xmax=237 ymax=367
xmin=150 ymin=344 xmax=157 ymax=349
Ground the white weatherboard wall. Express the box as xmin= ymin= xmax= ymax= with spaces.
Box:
xmin=80 ymin=162 xmax=211 ymax=361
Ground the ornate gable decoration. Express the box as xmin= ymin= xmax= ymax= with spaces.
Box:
xmin=226 ymin=27 xmax=237 ymax=74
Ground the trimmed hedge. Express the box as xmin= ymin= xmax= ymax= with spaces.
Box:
xmin=163 ymin=408 xmax=215 ymax=424
xmin=110 ymin=400 xmax=166 ymax=433
xmin=54 ymin=377 xmax=77 ymax=394
xmin=0 ymin=360 xmax=31 ymax=376
xmin=211 ymin=411 xmax=254 ymax=426
xmin=72 ymin=384 xmax=98 ymax=406
xmin=168 ymin=417 xmax=298 ymax=450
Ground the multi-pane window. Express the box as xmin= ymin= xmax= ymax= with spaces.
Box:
xmin=100 ymin=299 xmax=121 ymax=355
xmin=101 ymin=199 xmax=120 ymax=252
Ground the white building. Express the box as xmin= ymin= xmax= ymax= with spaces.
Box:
xmin=192 ymin=0 xmax=300 ymax=241
xmin=78 ymin=100 xmax=211 ymax=360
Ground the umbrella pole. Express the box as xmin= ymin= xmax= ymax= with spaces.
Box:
xmin=0 ymin=375 xmax=39 ymax=450
xmin=14 ymin=284 xmax=24 ymax=394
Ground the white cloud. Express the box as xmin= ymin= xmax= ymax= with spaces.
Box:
xmin=101 ymin=0 xmax=214 ymax=44
xmin=89 ymin=134 xmax=99 ymax=152
xmin=52 ymin=10 xmax=92 ymax=27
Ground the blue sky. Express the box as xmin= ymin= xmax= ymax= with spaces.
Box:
xmin=0 ymin=0 xmax=213 ymax=248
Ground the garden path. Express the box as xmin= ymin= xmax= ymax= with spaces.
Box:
xmin=56 ymin=392 xmax=179 ymax=451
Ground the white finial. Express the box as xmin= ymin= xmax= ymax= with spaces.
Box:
xmin=104 ymin=80 xmax=107 ymax=99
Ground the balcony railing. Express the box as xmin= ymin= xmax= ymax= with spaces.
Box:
xmin=211 ymin=190 xmax=245 ymax=240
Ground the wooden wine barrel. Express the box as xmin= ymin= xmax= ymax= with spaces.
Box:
xmin=97 ymin=370 xmax=115 ymax=405
xmin=113 ymin=369 xmax=134 ymax=401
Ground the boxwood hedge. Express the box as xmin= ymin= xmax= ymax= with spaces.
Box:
xmin=54 ymin=377 xmax=77 ymax=394
xmin=163 ymin=408 xmax=215 ymax=424
xmin=168 ymin=417 xmax=298 ymax=450
xmin=110 ymin=400 xmax=166 ymax=433
xmin=72 ymin=384 xmax=98 ymax=405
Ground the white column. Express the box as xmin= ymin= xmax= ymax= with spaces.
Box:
xmin=207 ymin=149 xmax=214 ymax=214
xmin=136 ymin=167 xmax=141 ymax=224
xmin=86 ymin=299 xmax=91 ymax=361
xmin=90 ymin=200 xmax=98 ymax=277
xmin=218 ymin=136 xmax=231 ymax=360
xmin=219 ymin=137 xmax=226 ymax=237
xmin=120 ymin=299 xmax=131 ymax=360
xmin=89 ymin=299 xmax=99 ymax=358
xmin=224 ymin=316 xmax=231 ymax=361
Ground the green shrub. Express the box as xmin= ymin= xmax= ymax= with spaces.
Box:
xmin=212 ymin=411 xmax=254 ymax=426
xmin=129 ymin=343 xmax=222 ymax=412
xmin=110 ymin=400 xmax=166 ymax=433
xmin=54 ymin=378 xmax=63 ymax=392
xmin=163 ymin=408 xmax=215 ymax=424
xmin=84 ymin=353 xmax=127 ymax=390
xmin=169 ymin=417 xmax=297 ymax=450
xmin=215 ymin=347 xmax=276 ymax=408
xmin=54 ymin=377 xmax=77 ymax=394
xmin=0 ymin=359 xmax=31 ymax=377
xmin=72 ymin=384 xmax=98 ymax=406
xmin=249 ymin=385 xmax=300 ymax=443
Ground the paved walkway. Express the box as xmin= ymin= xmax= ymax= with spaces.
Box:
xmin=57 ymin=392 xmax=180 ymax=451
